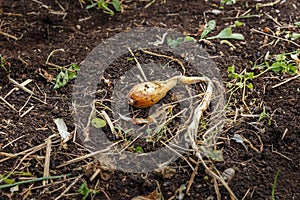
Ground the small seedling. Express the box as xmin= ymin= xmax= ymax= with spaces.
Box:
xmin=254 ymin=51 xmax=299 ymax=75
xmin=227 ymin=65 xmax=254 ymax=90
xmin=258 ymin=106 xmax=272 ymax=126
xmin=271 ymin=170 xmax=281 ymax=200
xmin=201 ymin=20 xmax=216 ymax=39
xmin=91 ymin=117 xmax=107 ymax=128
xmin=86 ymin=0 xmax=122 ymax=16
xmin=220 ymin=0 xmax=236 ymax=5
xmin=167 ymin=36 xmax=195 ymax=48
xmin=207 ymin=26 xmax=244 ymax=40
xmin=0 ymin=54 xmax=10 ymax=72
xmin=135 ymin=146 xmax=144 ymax=153
xmin=0 ymin=174 xmax=15 ymax=184
xmin=53 ymin=63 xmax=80 ymax=89
xmin=78 ymin=183 xmax=100 ymax=200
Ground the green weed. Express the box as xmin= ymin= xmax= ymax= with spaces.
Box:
xmin=0 ymin=54 xmax=9 ymax=72
xmin=86 ymin=0 xmax=122 ymax=16
xmin=254 ymin=51 xmax=299 ymax=75
xmin=53 ymin=63 xmax=80 ymax=89
xmin=167 ymin=36 xmax=195 ymax=48
xmin=200 ymin=20 xmax=244 ymax=40
xmin=78 ymin=183 xmax=100 ymax=200
xmin=258 ymin=106 xmax=272 ymax=125
xmin=271 ymin=170 xmax=281 ymax=200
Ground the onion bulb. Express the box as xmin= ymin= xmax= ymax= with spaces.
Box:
xmin=128 ymin=78 xmax=177 ymax=108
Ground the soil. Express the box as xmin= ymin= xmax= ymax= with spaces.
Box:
xmin=0 ymin=0 xmax=299 ymax=200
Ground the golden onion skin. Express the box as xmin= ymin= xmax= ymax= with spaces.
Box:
xmin=128 ymin=81 xmax=168 ymax=108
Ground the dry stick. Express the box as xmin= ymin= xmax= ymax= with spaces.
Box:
xmin=54 ymin=174 xmax=84 ymax=200
xmin=2 ymin=135 xmax=26 ymax=149
xmin=241 ymin=188 xmax=251 ymax=200
xmin=19 ymin=94 xmax=33 ymax=113
xmin=0 ymin=142 xmax=46 ymax=161
xmin=186 ymin=159 xmax=199 ymax=194
xmin=272 ymin=73 xmax=300 ymax=88
xmin=20 ymin=106 xmax=35 ymax=118
xmin=0 ymin=30 xmax=18 ymax=40
xmin=56 ymin=144 xmax=118 ymax=168
xmin=13 ymin=136 xmax=57 ymax=171
xmin=43 ymin=136 xmax=52 ymax=185
xmin=127 ymin=47 xmax=148 ymax=81
xmin=0 ymin=96 xmax=18 ymax=112
xmin=256 ymin=0 xmax=281 ymax=9
xmin=101 ymin=110 xmax=118 ymax=137
xmin=214 ymin=178 xmax=221 ymax=200
xmin=141 ymin=49 xmax=186 ymax=75
xmin=251 ymin=29 xmax=300 ymax=48
xmin=8 ymin=77 xmax=34 ymax=95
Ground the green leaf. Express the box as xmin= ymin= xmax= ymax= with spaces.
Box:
xmin=290 ymin=32 xmax=300 ymax=40
xmin=110 ymin=0 xmax=122 ymax=12
xmin=54 ymin=71 xmax=68 ymax=89
xmin=221 ymin=0 xmax=236 ymax=5
xmin=245 ymin=72 xmax=255 ymax=79
xmin=167 ymin=37 xmax=184 ymax=48
xmin=91 ymin=117 xmax=106 ymax=128
xmin=201 ymin=20 xmax=216 ymax=39
xmin=228 ymin=66 xmax=235 ymax=73
xmin=67 ymin=71 xmax=77 ymax=80
xmin=135 ymin=146 xmax=144 ymax=153
xmin=234 ymin=21 xmax=243 ymax=27
xmin=78 ymin=183 xmax=91 ymax=200
xmin=207 ymin=27 xmax=244 ymax=40
xmin=247 ymin=82 xmax=253 ymax=89
xmin=0 ymin=174 xmax=15 ymax=184
xmin=86 ymin=3 xmax=97 ymax=9
xmin=271 ymin=62 xmax=284 ymax=74
xmin=295 ymin=21 xmax=300 ymax=27
xmin=184 ymin=36 xmax=195 ymax=42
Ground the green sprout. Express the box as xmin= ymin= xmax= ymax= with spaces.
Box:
xmin=91 ymin=117 xmax=107 ymax=128
xmin=271 ymin=170 xmax=281 ymax=200
xmin=254 ymin=51 xmax=299 ymax=75
xmin=258 ymin=106 xmax=272 ymax=126
xmin=135 ymin=146 xmax=144 ymax=153
xmin=53 ymin=63 xmax=80 ymax=89
xmin=201 ymin=20 xmax=216 ymax=39
xmin=167 ymin=36 xmax=195 ymax=48
xmin=0 ymin=54 xmax=9 ymax=72
xmin=220 ymin=0 xmax=236 ymax=5
xmin=86 ymin=0 xmax=122 ymax=16
xmin=207 ymin=26 xmax=244 ymax=40
xmin=78 ymin=183 xmax=100 ymax=200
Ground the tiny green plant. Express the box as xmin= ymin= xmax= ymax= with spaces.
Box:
xmin=167 ymin=36 xmax=195 ymax=48
xmin=135 ymin=146 xmax=144 ymax=153
xmin=86 ymin=0 xmax=122 ymax=16
xmin=254 ymin=51 xmax=299 ymax=75
xmin=271 ymin=169 xmax=281 ymax=200
xmin=53 ymin=63 xmax=80 ymax=89
xmin=201 ymin=20 xmax=216 ymax=39
xmin=258 ymin=106 xmax=272 ymax=126
xmin=91 ymin=117 xmax=107 ymax=128
xmin=207 ymin=26 xmax=244 ymax=40
xmin=78 ymin=183 xmax=100 ymax=200
xmin=220 ymin=0 xmax=236 ymax=5
xmin=226 ymin=65 xmax=255 ymax=102
xmin=0 ymin=54 xmax=9 ymax=72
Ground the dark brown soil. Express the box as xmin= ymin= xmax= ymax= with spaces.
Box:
xmin=0 ymin=0 xmax=299 ymax=200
